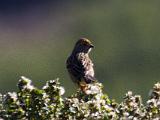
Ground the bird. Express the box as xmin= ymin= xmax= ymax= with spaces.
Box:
xmin=66 ymin=38 xmax=96 ymax=92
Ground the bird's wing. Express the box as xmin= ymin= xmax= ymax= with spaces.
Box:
xmin=67 ymin=53 xmax=95 ymax=83
xmin=66 ymin=55 xmax=85 ymax=80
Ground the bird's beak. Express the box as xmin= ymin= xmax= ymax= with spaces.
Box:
xmin=90 ymin=44 xmax=94 ymax=48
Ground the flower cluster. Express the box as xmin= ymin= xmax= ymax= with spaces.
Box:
xmin=145 ymin=82 xmax=160 ymax=119
xmin=117 ymin=91 xmax=145 ymax=119
xmin=0 ymin=77 xmax=159 ymax=120
xmin=60 ymin=82 xmax=118 ymax=120
xmin=0 ymin=76 xmax=64 ymax=120
xmin=117 ymin=82 xmax=160 ymax=120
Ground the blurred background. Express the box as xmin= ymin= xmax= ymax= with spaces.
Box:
xmin=0 ymin=0 xmax=160 ymax=102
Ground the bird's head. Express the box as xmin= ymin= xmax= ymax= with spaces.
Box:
xmin=73 ymin=38 xmax=94 ymax=54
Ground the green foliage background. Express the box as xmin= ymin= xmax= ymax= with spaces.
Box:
xmin=0 ymin=1 xmax=160 ymax=102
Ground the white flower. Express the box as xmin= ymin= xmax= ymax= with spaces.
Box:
xmin=59 ymin=87 xmax=65 ymax=95
xmin=8 ymin=92 xmax=17 ymax=98
xmin=127 ymin=91 xmax=133 ymax=96
xmin=123 ymin=112 xmax=129 ymax=117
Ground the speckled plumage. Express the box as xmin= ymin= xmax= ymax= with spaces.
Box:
xmin=66 ymin=38 xmax=96 ymax=92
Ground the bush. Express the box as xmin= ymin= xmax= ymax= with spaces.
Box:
xmin=0 ymin=76 xmax=159 ymax=120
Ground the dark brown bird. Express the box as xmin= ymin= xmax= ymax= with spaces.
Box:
xmin=66 ymin=38 xmax=96 ymax=92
